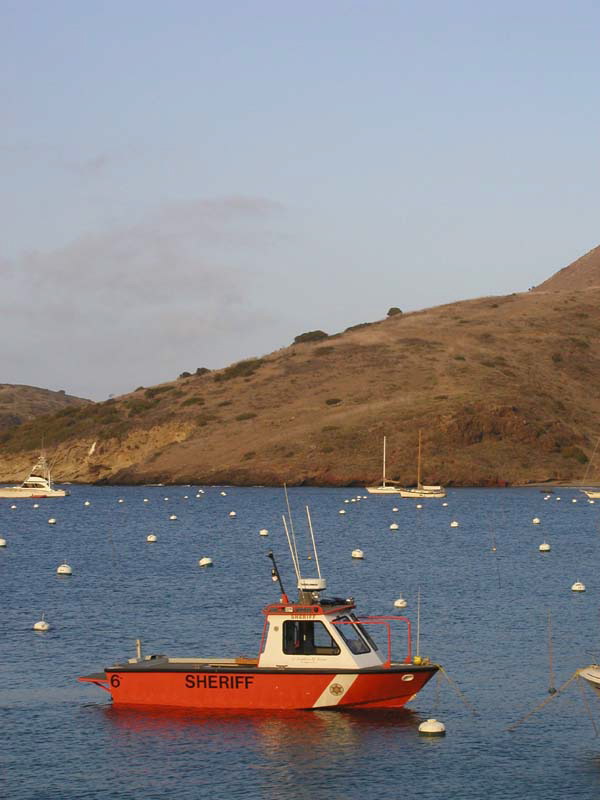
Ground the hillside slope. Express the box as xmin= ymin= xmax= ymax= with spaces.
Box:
xmin=0 ymin=385 xmax=90 ymax=432
xmin=535 ymin=244 xmax=600 ymax=292
xmin=1 ymin=283 xmax=599 ymax=486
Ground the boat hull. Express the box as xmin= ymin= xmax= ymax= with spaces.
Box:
xmin=80 ymin=664 xmax=438 ymax=711
xmin=0 ymin=488 xmax=68 ymax=498
xmin=397 ymin=488 xmax=446 ymax=498
xmin=365 ymin=486 xmax=401 ymax=495
xmin=579 ymin=665 xmax=600 ymax=695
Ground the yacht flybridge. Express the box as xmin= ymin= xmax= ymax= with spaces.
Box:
xmin=79 ymin=503 xmax=438 ymax=711
xmin=0 ymin=454 xmax=68 ymax=498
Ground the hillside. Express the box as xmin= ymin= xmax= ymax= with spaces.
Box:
xmin=1 ymin=273 xmax=600 ymax=487
xmin=0 ymin=384 xmax=90 ymax=432
xmin=534 ymin=244 xmax=600 ymax=292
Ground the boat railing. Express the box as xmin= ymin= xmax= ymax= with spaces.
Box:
xmin=334 ymin=616 xmax=412 ymax=668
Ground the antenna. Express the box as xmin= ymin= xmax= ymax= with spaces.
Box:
xmin=282 ymin=514 xmax=301 ymax=582
xmin=283 ymin=484 xmax=301 ymax=579
xmin=416 ymin=586 xmax=421 ymax=660
xmin=305 ymin=506 xmax=322 ymax=579
xmin=267 ymin=551 xmax=287 ymax=600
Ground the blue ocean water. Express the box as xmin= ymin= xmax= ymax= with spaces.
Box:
xmin=2 ymin=486 xmax=600 ymax=800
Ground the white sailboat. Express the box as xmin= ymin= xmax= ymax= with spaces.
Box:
xmin=366 ymin=437 xmax=401 ymax=495
xmin=0 ymin=454 xmax=69 ymax=498
xmin=397 ymin=431 xmax=446 ymax=499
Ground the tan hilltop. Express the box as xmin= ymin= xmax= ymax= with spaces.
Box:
xmin=2 ymin=246 xmax=600 ymax=487
xmin=0 ymin=384 xmax=90 ymax=432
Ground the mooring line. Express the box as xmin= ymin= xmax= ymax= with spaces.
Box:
xmin=507 ymin=672 xmax=579 ymax=731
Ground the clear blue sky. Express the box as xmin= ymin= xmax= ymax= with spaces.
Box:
xmin=2 ymin=0 xmax=599 ymax=399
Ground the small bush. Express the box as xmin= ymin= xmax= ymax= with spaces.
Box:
xmin=214 ymin=358 xmax=265 ymax=382
xmin=321 ymin=425 xmax=340 ymax=432
xmin=236 ymin=412 xmax=257 ymax=421
xmin=145 ymin=386 xmax=173 ymax=399
xmin=387 ymin=307 xmax=402 ymax=317
xmin=561 ymin=445 xmax=588 ymax=464
xmin=454 ymin=355 xmax=466 ymax=361
xmin=181 ymin=396 xmax=205 ymax=407
xmin=178 ymin=371 xmax=192 ymax=379
xmin=293 ymin=330 xmax=329 ymax=345
xmin=195 ymin=367 xmax=211 ymax=375
xmin=218 ymin=400 xmax=232 ymax=407
xmin=196 ymin=412 xmax=219 ymax=427
xmin=345 ymin=322 xmax=372 ymax=333
xmin=551 ymin=353 xmax=562 ymax=364
xmin=325 ymin=398 xmax=341 ymax=406
xmin=242 ymin=451 xmax=256 ymax=460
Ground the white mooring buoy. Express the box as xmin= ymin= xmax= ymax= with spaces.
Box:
xmin=147 ymin=534 xmax=157 ymax=543
xmin=84 ymin=500 xmax=91 ymax=507
xmin=229 ymin=511 xmax=237 ymax=518
xmin=48 ymin=518 xmax=56 ymax=525
xmin=390 ymin=523 xmax=399 ymax=530
xmin=10 ymin=504 xmax=17 ymax=510
xmin=394 ymin=595 xmax=407 ymax=609
xmin=220 ymin=491 xmax=227 ymax=496
xmin=351 ymin=549 xmax=364 ymax=560
xmin=259 ymin=528 xmax=269 ymax=536
xmin=450 ymin=520 xmax=459 ymax=528
xmin=571 ymin=581 xmax=586 ymax=592
xmin=344 ymin=499 xmax=350 ymax=504
xmin=198 ymin=557 xmax=213 ymax=568
xmin=56 ymin=562 xmax=72 ymax=575
xmin=339 ymin=509 xmax=346 ymax=515
xmin=33 ymin=614 xmax=50 ymax=632
xmin=33 ymin=503 xmax=39 ymax=509
xmin=169 ymin=514 xmax=177 ymax=521
xmin=572 ymin=498 xmax=578 ymax=504
xmin=418 ymin=718 xmax=446 ymax=736
xmin=442 ymin=502 xmax=448 ymax=507
xmin=143 ymin=498 xmax=149 ymax=503
xmin=532 ymin=517 xmax=541 ymax=525
xmin=118 ymin=498 xmax=124 ymax=504
xmin=416 ymin=503 xmax=423 ymax=509
xmin=392 ymin=507 xmax=399 ymax=512
xmin=0 ymin=537 xmax=7 ymax=547
xmin=539 ymin=542 xmax=551 ymax=552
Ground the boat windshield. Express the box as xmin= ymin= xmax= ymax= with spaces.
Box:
xmin=282 ymin=620 xmax=340 ymax=656
xmin=333 ymin=615 xmax=371 ymax=655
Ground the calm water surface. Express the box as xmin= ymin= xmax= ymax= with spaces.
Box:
xmin=2 ymin=486 xmax=600 ymax=799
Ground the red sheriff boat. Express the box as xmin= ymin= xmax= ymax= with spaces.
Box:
xmin=79 ymin=507 xmax=439 ymax=711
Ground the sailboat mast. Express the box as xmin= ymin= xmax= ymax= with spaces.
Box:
xmin=417 ymin=430 xmax=422 ymax=489
xmin=382 ymin=436 xmax=387 ymax=488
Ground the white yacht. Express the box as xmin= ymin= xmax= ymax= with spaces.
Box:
xmin=0 ymin=454 xmax=69 ymax=498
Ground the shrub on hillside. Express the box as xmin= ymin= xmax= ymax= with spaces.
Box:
xmin=293 ymin=330 xmax=329 ymax=345
xmin=325 ymin=398 xmax=341 ymax=406
xmin=214 ymin=358 xmax=265 ymax=382
xmin=387 ymin=307 xmax=402 ymax=317
xmin=195 ymin=367 xmax=211 ymax=376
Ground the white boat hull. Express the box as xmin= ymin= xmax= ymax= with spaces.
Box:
xmin=579 ymin=665 xmax=600 ymax=695
xmin=582 ymin=490 xmax=600 ymax=499
xmin=366 ymin=485 xmax=401 ymax=495
xmin=397 ymin=487 xmax=446 ymax=498
xmin=0 ymin=487 xmax=68 ymax=498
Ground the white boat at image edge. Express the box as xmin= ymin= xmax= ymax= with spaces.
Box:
xmin=397 ymin=430 xmax=446 ymax=499
xmin=0 ymin=454 xmax=69 ymax=498
xmin=579 ymin=665 xmax=600 ymax=694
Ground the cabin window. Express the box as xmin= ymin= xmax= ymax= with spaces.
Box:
xmin=349 ymin=613 xmax=379 ymax=652
xmin=334 ymin=616 xmax=371 ymax=655
xmin=282 ymin=620 xmax=340 ymax=656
